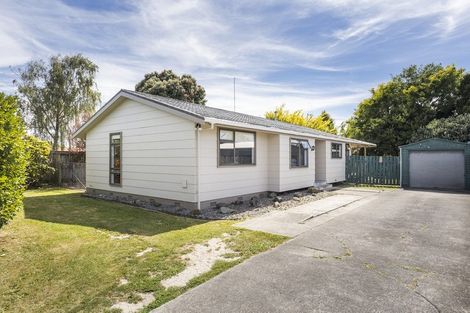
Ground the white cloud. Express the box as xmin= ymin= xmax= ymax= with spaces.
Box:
xmin=203 ymin=76 xmax=369 ymax=117
xmin=0 ymin=0 xmax=469 ymax=120
xmin=297 ymin=0 xmax=470 ymax=43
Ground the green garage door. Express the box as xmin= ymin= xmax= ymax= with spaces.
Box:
xmin=409 ymin=151 xmax=465 ymax=190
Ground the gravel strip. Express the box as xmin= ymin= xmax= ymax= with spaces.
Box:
xmin=200 ymin=188 xmax=334 ymax=220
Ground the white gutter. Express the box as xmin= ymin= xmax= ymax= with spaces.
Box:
xmin=205 ymin=118 xmax=376 ymax=147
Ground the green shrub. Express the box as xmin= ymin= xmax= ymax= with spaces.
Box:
xmin=25 ymin=135 xmax=55 ymax=187
xmin=412 ymin=113 xmax=470 ymax=143
xmin=0 ymin=93 xmax=27 ymax=227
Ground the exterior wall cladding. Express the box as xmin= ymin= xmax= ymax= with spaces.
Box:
xmin=84 ymin=98 xmax=350 ymax=215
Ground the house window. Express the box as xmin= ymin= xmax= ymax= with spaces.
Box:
xmin=290 ymin=138 xmax=310 ymax=168
xmin=331 ymin=143 xmax=342 ymax=158
xmin=219 ymin=129 xmax=255 ymax=166
xmin=110 ymin=132 xmax=122 ymax=185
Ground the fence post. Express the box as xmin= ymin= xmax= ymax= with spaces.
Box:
xmin=58 ymin=162 xmax=62 ymax=186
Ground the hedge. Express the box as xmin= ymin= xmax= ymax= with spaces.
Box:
xmin=0 ymin=93 xmax=27 ymax=227
xmin=25 ymin=135 xmax=54 ymax=187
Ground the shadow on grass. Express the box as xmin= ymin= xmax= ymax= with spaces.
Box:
xmin=24 ymin=191 xmax=205 ymax=236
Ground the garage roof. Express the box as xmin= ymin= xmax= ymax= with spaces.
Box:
xmin=399 ymin=138 xmax=468 ymax=149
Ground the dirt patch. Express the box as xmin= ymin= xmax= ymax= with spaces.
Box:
xmin=110 ymin=292 xmax=155 ymax=313
xmin=161 ymin=237 xmax=239 ymax=288
xmin=136 ymin=247 xmax=154 ymax=257
xmin=118 ymin=278 xmax=129 ymax=286
xmin=110 ymin=234 xmax=131 ymax=240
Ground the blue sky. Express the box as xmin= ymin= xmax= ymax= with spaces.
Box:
xmin=1 ymin=0 xmax=470 ymax=124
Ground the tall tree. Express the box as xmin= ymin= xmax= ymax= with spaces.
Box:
xmin=265 ymin=105 xmax=337 ymax=134
xmin=135 ymin=69 xmax=206 ymax=104
xmin=14 ymin=54 xmax=100 ymax=151
xmin=67 ymin=111 xmax=92 ymax=151
xmin=342 ymin=64 xmax=469 ymax=155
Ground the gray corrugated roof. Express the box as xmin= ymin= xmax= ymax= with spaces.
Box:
xmin=123 ymin=89 xmax=374 ymax=146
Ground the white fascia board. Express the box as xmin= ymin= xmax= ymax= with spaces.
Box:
xmin=204 ymin=118 xmax=376 ymax=147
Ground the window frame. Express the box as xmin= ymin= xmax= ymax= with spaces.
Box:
xmin=331 ymin=142 xmax=343 ymax=159
xmin=217 ymin=128 xmax=256 ymax=167
xmin=289 ymin=138 xmax=310 ymax=168
xmin=109 ymin=132 xmax=122 ymax=186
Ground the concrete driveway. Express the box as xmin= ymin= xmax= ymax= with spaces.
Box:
xmin=154 ymin=189 xmax=470 ymax=313
xmin=236 ymin=188 xmax=378 ymax=236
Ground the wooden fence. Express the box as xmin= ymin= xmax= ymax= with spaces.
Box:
xmin=346 ymin=156 xmax=400 ymax=185
xmin=57 ymin=162 xmax=86 ymax=188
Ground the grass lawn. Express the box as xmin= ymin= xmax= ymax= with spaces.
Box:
xmin=0 ymin=188 xmax=286 ymax=313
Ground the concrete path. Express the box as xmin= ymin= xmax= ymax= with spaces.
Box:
xmin=236 ymin=190 xmax=375 ymax=237
xmin=153 ymin=190 xmax=470 ymax=313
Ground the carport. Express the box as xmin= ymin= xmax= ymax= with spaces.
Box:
xmin=400 ymin=138 xmax=470 ymax=190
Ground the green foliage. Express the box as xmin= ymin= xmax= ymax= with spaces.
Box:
xmin=15 ymin=54 xmax=100 ymax=150
xmin=343 ymin=64 xmax=470 ymax=155
xmin=265 ymin=105 xmax=337 ymax=134
xmin=412 ymin=113 xmax=470 ymax=142
xmin=25 ymin=135 xmax=54 ymax=187
xmin=315 ymin=111 xmax=337 ymax=134
xmin=0 ymin=93 xmax=27 ymax=227
xmin=135 ymin=69 xmax=207 ymax=105
xmin=457 ymin=73 xmax=470 ymax=114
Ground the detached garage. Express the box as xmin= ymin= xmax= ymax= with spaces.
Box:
xmin=400 ymin=138 xmax=470 ymax=191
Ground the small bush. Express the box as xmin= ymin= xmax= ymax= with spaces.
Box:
xmin=0 ymin=93 xmax=27 ymax=227
xmin=412 ymin=113 xmax=470 ymax=143
xmin=25 ymin=135 xmax=55 ymax=187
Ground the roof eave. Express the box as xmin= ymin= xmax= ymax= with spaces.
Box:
xmin=204 ymin=118 xmax=376 ymax=147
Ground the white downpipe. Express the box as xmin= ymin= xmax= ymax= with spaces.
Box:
xmin=195 ymin=124 xmax=201 ymax=210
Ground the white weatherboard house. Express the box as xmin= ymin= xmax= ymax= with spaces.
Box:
xmin=74 ymin=90 xmax=375 ymax=213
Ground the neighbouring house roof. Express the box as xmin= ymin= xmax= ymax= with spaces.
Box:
xmin=74 ymin=89 xmax=375 ymax=147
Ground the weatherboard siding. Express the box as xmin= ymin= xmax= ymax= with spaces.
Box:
xmin=278 ymin=135 xmax=315 ymax=191
xmin=198 ymin=130 xmax=318 ymax=201
xmin=85 ymin=98 xmax=198 ymax=203
xmin=198 ymin=128 xmax=272 ymax=202
xmin=325 ymin=141 xmax=346 ymax=183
